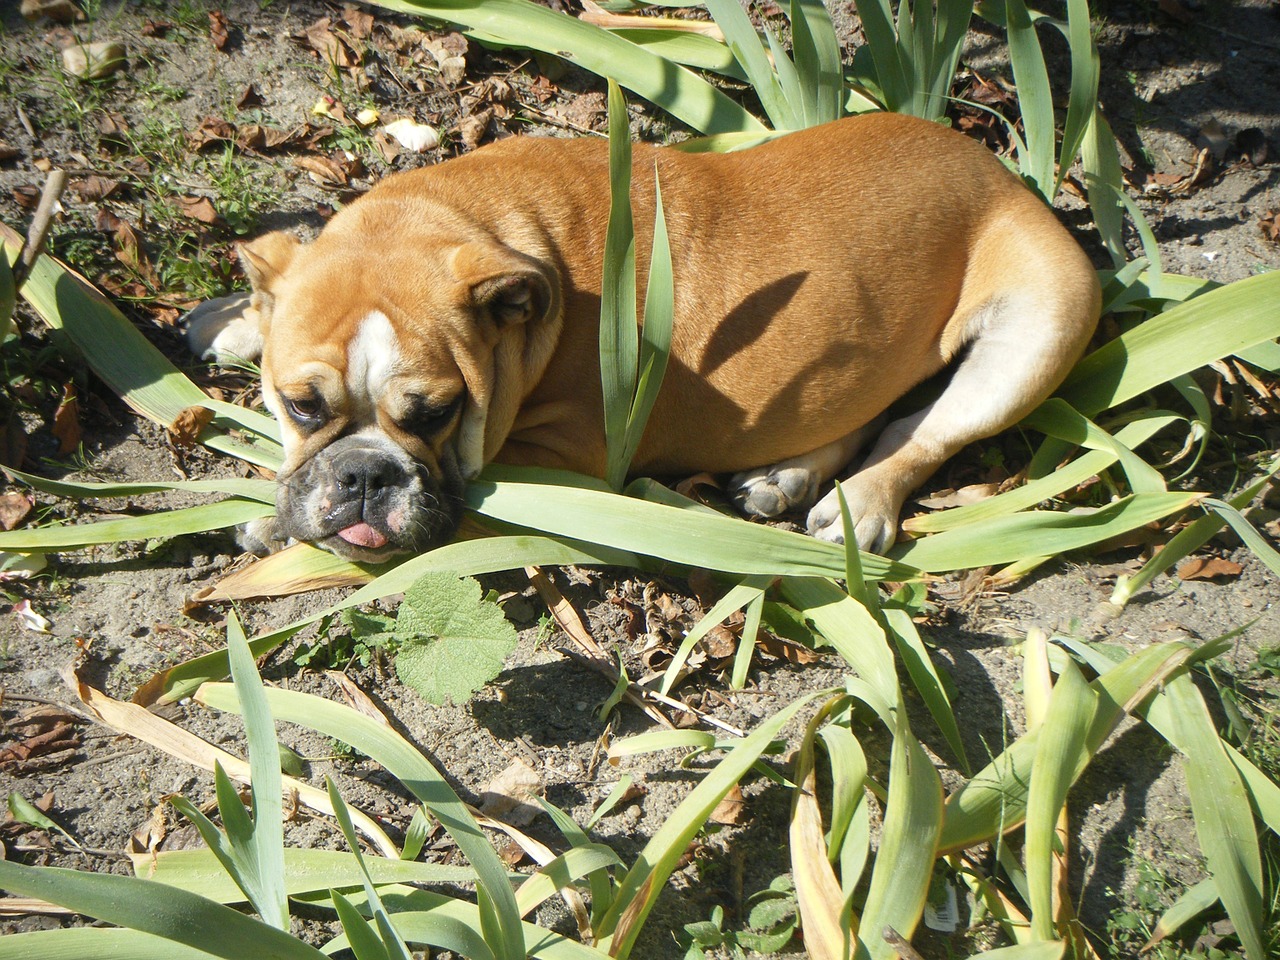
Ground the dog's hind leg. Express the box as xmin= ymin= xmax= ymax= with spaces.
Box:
xmin=806 ymin=283 xmax=1099 ymax=553
xmin=729 ymin=418 xmax=884 ymax=519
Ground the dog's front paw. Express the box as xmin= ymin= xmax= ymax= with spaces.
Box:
xmin=729 ymin=464 xmax=821 ymax=519
xmin=806 ymin=480 xmax=900 ymax=555
xmin=237 ymin=516 xmax=288 ymax=557
xmin=182 ymin=293 xmax=263 ymax=363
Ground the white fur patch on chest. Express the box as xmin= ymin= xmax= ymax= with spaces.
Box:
xmin=347 ymin=311 xmax=401 ymax=419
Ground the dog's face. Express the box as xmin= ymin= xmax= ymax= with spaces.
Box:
xmin=241 ymin=211 xmax=561 ymax=560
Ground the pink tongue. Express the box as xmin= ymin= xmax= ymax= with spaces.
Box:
xmin=337 ymin=522 xmax=388 ymax=549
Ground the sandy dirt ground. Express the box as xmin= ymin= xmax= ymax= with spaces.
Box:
xmin=0 ymin=1 xmax=1278 ymax=957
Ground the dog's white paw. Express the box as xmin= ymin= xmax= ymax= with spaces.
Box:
xmin=806 ymin=480 xmax=900 ymax=554
xmin=182 ymin=293 xmax=262 ymax=363
xmin=729 ymin=464 xmax=821 ymax=518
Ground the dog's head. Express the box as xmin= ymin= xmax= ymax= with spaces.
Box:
xmin=241 ymin=203 xmax=562 ymax=560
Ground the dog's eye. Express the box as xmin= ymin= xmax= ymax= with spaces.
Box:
xmin=399 ymin=394 xmax=462 ymax=436
xmin=284 ymin=395 xmax=325 ymax=423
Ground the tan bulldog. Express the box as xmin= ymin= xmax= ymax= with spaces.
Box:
xmin=185 ymin=112 xmax=1101 ymax=560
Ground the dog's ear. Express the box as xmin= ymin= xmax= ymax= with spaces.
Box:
xmin=238 ymin=231 xmax=300 ymax=295
xmin=451 ymin=241 xmax=555 ymax=328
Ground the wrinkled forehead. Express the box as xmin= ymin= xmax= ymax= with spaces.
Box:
xmin=263 ymin=298 xmax=464 ymax=413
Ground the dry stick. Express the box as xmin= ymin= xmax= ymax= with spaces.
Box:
xmin=13 ymin=170 xmax=68 ymax=289
xmin=881 ymin=927 xmax=926 ymax=960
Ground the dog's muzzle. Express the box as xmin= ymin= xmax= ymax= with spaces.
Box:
xmin=274 ymin=433 xmax=462 ymax=560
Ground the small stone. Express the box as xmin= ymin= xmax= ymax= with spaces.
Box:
xmin=62 ymin=41 xmax=126 ymax=80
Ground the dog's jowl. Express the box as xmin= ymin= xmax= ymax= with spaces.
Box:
xmin=186 ymin=112 xmax=1100 ymax=559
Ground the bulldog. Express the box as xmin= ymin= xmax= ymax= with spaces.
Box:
xmin=186 ymin=112 xmax=1100 ymax=561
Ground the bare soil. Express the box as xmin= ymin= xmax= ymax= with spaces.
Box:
xmin=0 ymin=1 xmax=1278 ymax=957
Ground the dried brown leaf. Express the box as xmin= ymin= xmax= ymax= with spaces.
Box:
xmin=176 ymin=196 xmax=219 ymax=224
xmin=916 ymin=482 xmax=1000 ymax=510
xmin=0 ymin=491 xmax=33 ymax=531
xmin=208 ymin=10 xmax=231 ymax=50
xmin=757 ymin=631 xmax=821 ymax=665
xmin=479 ymin=758 xmax=543 ymax=827
xmin=168 ymin=405 xmax=215 ymax=448
xmin=1177 ymin=556 xmax=1243 ymax=581
xmin=72 ymin=175 xmax=122 ymax=200
xmin=235 ymin=83 xmax=263 ymax=109
xmin=708 ymin=783 xmax=748 ymax=825
xmin=51 ymin=381 xmax=81 ymax=455
xmin=1260 ymin=211 xmax=1280 ymax=244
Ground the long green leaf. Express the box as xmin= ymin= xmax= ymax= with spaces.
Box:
xmin=1024 ymin=660 xmax=1097 ymax=940
xmin=893 ymin=492 xmax=1203 ymax=572
xmin=853 ymin=0 xmax=911 ymax=112
xmin=1163 ymin=675 xmax=1267 ymax=960
xmin=0 ymin=860 xmax=325 ymax=960
xmin=226 ymin=611 xmax=289 ymax=931
xmin=791 ymin=0 xmax=844 ymax=125
xmin=467 ymin=480 xmax=918 ymax=580
xmin=701 ymin=0 xmax=798 ymax=129
xmin=3 ymin=466 xmax=276 ymax=503
xmin=601 ymin=79 xmax=639 ymax=491
xmin=905 ymin=414 xmax=1179 ymax=534
xmin=885 ymin=607 xmax=970 ymax=773
xmin=135 ymin=848 xmax=477 ymax=903
xmin=0 ymin=497 xmax=273 ymax=551
xmin=1022 ymin=399 xmax=1166 ymax=494
xmin=601 ymin=30 xmax=746 ymax=80
xmin=1058 ymin=271 xmax=1280 ymax=417
xmin=367 ymin=0 xmax=764 ymax=135
xmin=1004 ymin=0 xmax=1055 ymax=198
xmin=939 ymin=640 xmax=1196 ymax=852
xmin=196 ymin=685 xmax=526 ymax=960
xmin=858 ymin=699 xmax=944 ymax=958
xmin=617 ymin=165 xmax=673 ymax=482
xmin=1053 ymin=0 xmax=1100 ymax=198
xmin=0 ymin=928 xmax=229 ymax=960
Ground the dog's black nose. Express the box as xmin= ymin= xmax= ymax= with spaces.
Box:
xmin=332 ymin=450 xmax=407 ymax=501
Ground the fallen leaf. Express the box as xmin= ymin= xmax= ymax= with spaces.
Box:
xmin=0 ymin=142 xmax=19 ymax=163
xmin=11 ymin=185 xmax=41 ymax=210
xmin=916 ymin=482 xmax=1000 ymax=510
xmin=709 ymin=784 xmax=748 ymax=825
xmin=757 ymin=631 xmax=821 ymax=665
xmin=208 ymin=10 xmax=231 ymax=50
xmin=141 ymin=19 xmax=173 ymax=38
xmin=1260 ymin=211 xmax=1280 ymax=244
xmin=294 ymin=154 xmax=351 ymax=187
xmin=343 ymin=6 xmax=375 ymax=38
xmin=51 ymin=380 xmax=81 ymax=455
xmin=62 ymin=40 xmax=126 ymax=80
xmin=177 ymin=196 xmax=219 ymax=224
xmin=459 ymin=108 xmax=493 ymax=150
xmin=168 ymin=405 xmax=215 ymax=448
xmin=0 ymin=492 xmax=33 ymax=530
xmin=1177 ymin=556 xmax=1243 ymax=581
xmin=703 ymin=623 xmax=739 ymax=660
xmin=0 ymin=552 xmax=47 ymax=582
xmin=299 ymin=17 xmax=360 ymax=69
xmin=479 ymin=759 xmax=543 ymax=826
xmin=72 ymin=175 xmax=122 ymax=200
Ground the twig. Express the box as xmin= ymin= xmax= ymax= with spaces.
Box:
xmin=14 ymin=170 xmax=69 ymax=288
xmin=881 ymin=927 xmax=925 ymax=960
